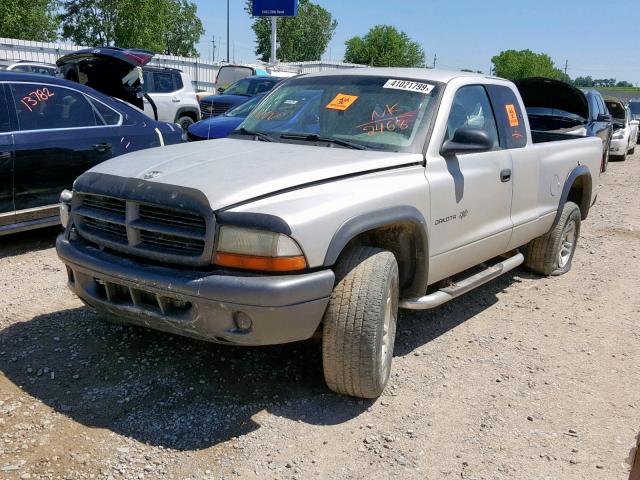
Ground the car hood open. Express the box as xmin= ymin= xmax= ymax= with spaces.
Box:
xmin=515 ymin=77 xmax=589 ymax=121
xmin=76 ymin=138 xmax=422 ymax=211
xmin=57 ymin=47 xmax=154 ymax=110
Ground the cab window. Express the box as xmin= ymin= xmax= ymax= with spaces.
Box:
xmin=486 ymin=84 xmax=527 ymax=149
xmin=447 ymin=85 xmax=499 ymax=148
xmin=9 ymin=83 xmax=98 ymax=131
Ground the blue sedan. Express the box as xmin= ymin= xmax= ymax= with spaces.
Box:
xmin=0 ymin=71 xmax=183 ymax=235
xmin=188 ymin=94 xmax=265 ymax=141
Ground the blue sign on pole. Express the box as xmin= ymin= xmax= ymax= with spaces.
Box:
xmin=252 ymin=0 xmax=298 ymax=17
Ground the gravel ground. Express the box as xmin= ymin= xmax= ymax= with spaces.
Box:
xmin=1 ymin=152 xmax=639 ymax=480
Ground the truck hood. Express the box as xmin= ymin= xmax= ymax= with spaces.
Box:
xmin=515 ymin=77 xmax=589 ymax=121
xmin=79 ymin=138 xmax=423 ymax=211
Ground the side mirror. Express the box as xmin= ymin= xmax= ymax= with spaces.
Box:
xmin=596 ymin=113 xmax=611 ymax=122
xmin=441 ymin=128 xmax=494 ymax=156
xmin=217 ymin=87 xmax=225 ymax=94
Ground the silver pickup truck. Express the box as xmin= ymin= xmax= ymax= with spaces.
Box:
xmin=56 ymin=68 xmax=602 ymax=399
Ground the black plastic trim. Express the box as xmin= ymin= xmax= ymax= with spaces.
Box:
xmin=553 ymin=164 xmax=592 ymax=228
xmin=216 ymin=211 xmax=292 ymax=235
xmin=323 ymin=206 xmax=429 ymax=297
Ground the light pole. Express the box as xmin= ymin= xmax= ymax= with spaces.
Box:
xmin=226 ymin=0 xmax=230 ymax=62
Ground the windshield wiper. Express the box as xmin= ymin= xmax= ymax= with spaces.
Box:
xmin=231 ymin=127 xmax=275 ymax=142
xmin=278 ymin=133 xmax=369 ymax=150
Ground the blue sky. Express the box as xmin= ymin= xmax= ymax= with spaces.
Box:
xmin=193 ymin=0 xmax=640 ymax=85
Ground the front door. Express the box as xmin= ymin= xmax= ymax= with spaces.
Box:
xmin=7 ymin=81 xmax=124 ymax=217
xmin=425 ymin=84 xmax=514 ymax=283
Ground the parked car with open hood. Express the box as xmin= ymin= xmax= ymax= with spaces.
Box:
xmin=629 ymin=99 xmax=640 ymax=141
xmin=0 ymin=71 xmax=182 ymax=235
xmin=56 ymin=48 xmax=200 ymax=133
xmin=57 ymin=68 xmax=602 ymax=399
xmin=604 ymin=97 xmax=638 ymax=160
xmin=199 ymin=76 xmax=282 ymax=119
xmin=515 ymin=78 xmax=613 ymax=171
xmin=214 ymin=64 xmax=296 ymax=93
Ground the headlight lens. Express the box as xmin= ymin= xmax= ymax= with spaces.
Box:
xmin=59 ymin=189 xmax=73 ymax=228
xmin=613 ymin=130 xmax=625 ymax=139
xmin=213 ymin=225 xmax=307 ymax=271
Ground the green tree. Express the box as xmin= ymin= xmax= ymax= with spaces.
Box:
xmin=246 ymin=0 xmax=337 ymax=62
xmin=343 ymin=25 xmax=425 ymax=67
xmin=574 ymin=76 xmax=594 ymax=87
xmin=0 ymin=0 xmax=60 ymax=41
xmin=491 ymin=49 xmax=569 ymax=82
xmin=60 ymin=0 xmax=203 ymax=56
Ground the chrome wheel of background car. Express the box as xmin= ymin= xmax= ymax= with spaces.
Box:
xmin=558 ymin=221 xmax=577 ymax=269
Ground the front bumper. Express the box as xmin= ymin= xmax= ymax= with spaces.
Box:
xmin=56 ymin=236 xmax=334 ymax=345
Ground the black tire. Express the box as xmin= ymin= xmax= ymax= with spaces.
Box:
xmin=524 ymin=201 xmax=581 ymax=276
xmin=177 ymin=115 xmax=195 ymax=133
xmin=602 ymin=147 xmax=610 ymax=172
xmin=629 ymin=146 xmax=635 ymax=155
xmin=322 ymin=247 xmax=399 ymax=399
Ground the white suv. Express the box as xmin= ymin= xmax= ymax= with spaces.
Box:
xmin=142 ymin=67 xmax=201 ymax=132
xmin=0 ymin=59 xmax=56 ymax=75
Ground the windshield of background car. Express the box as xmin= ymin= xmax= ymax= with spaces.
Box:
xmin=239 ymin=75 xmax=442 ymax=152
xmin=225 ymin=95 xmax=263 ymax=117
xmin=629 ymin=102 xmax=640 ymax=114
xmin=224 ymin=78 xmax=277 ymax=96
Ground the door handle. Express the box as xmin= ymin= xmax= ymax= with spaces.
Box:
xmin=93 ymin=143 xmax=112 ymax=153
xmin=500 ymin=168 xmax=512 ymax=182
xmin=172 ymin=97 xmax=181 ymax=103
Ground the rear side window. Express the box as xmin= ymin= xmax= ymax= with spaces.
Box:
xmin=11 ymin=65 xmax=31 ymax=73
xmin=9 ymin=82 xmax=98 ymax=131
xmin=87 ymin=96 xmax=121 ymax=126
xmin=152 ymin=72 xmax=176 ymax=93
xmin=486 ymin=85 xmax=527 ymax=149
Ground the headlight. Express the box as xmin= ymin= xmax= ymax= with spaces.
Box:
xmin=59 ymin=189 xmax=73 ymax=229
xmin=213 ymin=225 xmax=307 ymax=272
xmin=612 ymin=130 xmax=625 ymax=140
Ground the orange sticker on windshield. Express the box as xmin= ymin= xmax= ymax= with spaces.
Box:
xmin=326 ymin=93 xmax=358 ymax=111
xmin=505 ymin=104 xmax=519 ymax=127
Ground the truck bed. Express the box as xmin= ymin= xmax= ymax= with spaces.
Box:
xmin=531 ymin=130 xmax=585 ymax=144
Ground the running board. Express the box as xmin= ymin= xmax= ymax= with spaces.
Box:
xmin=399 ymin=252 xmax=524 ymax=310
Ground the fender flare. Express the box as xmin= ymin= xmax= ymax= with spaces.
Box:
xmin=323 ymin=206 xmax=429 ymax=298
xmin=553 ymin=165 xmax=592 ymax=228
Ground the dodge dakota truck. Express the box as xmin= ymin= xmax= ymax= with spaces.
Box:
xmin=56 ymin=69 xmax=602 ymax=399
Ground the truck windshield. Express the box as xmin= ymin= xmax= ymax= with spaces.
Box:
xmin=237 ymin=75 xmax=442 ymax=152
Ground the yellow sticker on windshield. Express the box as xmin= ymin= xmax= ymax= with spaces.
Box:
xmin=505 ymin=104 xmax=519 ymax=127
xmin=326 ymin=93 xmax=359 ymax=111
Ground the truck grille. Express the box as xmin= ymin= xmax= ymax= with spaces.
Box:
xmin=200 ymin=102 xmax=231 ymax=118
xmin=73 ymin=193 xmax=213 ymax=266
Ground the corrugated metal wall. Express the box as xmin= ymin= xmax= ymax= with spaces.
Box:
xmin=0 ymin=38 xmax=365 ymax=90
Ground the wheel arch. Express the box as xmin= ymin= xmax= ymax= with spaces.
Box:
xmin=553 ymin=165 xmax=592 ymax=228
xmin=323 ymin=206 xmax=429 ymax=298
xmin=174 ymin=107 xmax=200 ymax=123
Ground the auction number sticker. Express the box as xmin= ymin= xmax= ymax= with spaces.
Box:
xmin=326 ymin=93 xmax=359 ymax=111
xmin=383 ymin=79 xmax=434 ymax=94
xmin=505 ymin=104 xmax=519 ymax=127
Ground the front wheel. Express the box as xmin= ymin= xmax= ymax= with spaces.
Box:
xmin=322 ymin=247 xmax=399 ymax=399
xmin=524 ymin=201 xmax=581 ymax=276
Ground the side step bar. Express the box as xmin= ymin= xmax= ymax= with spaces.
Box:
xmin=399 ymin=252 xmax=524 ymax=310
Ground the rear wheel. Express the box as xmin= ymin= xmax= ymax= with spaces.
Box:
xmin=524 ymin=201 xmax=581 ymax=276
xmin=177 ymin=115 xmax=195 ymax=133
xmin=322 ymin=247 xmax=399 ymax=399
